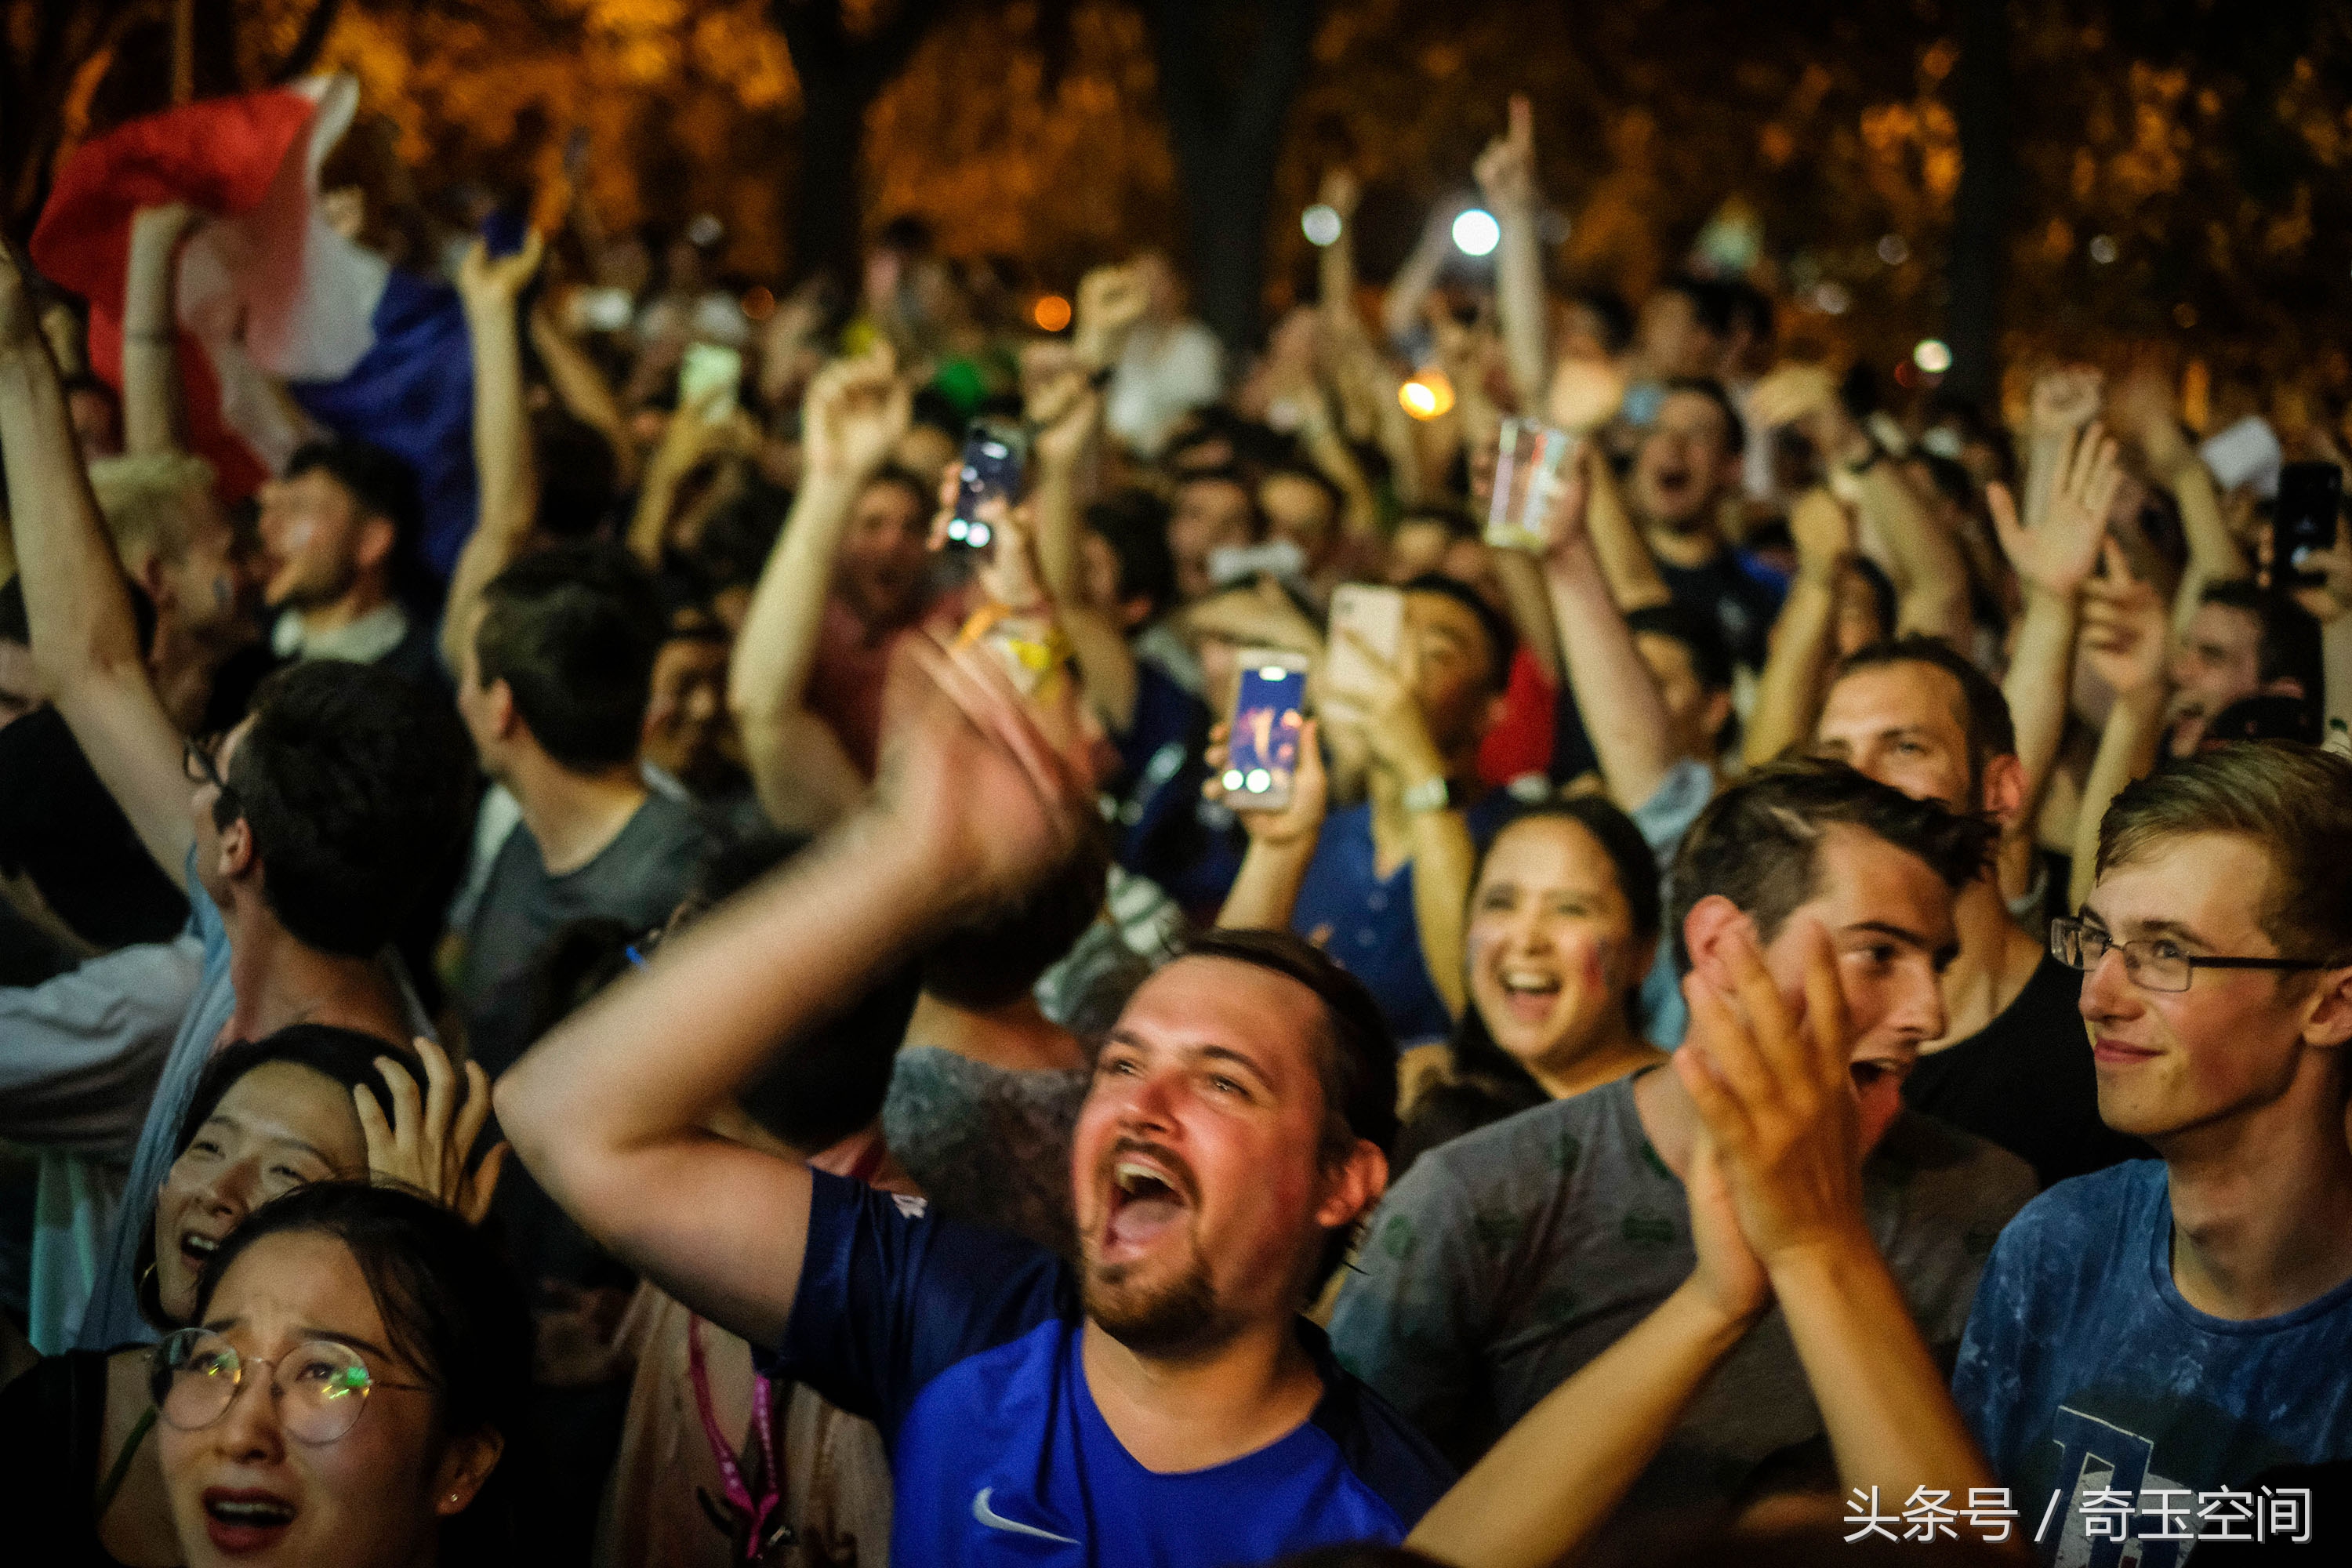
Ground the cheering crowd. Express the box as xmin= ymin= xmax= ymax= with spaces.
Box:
xmin=3 ymin=82 xmax=2351 ymax=1568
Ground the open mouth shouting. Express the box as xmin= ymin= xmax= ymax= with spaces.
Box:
xmin=1495 ymin=965 xmax=1565 ymax=1025
xmin=201 ymin=1488 xmax=298 ymax=1554
xmin=1100 ymin=1142 xmax=1195 ymax=1264
xmin=180 ymin=1228 xmax=225 ymax=1276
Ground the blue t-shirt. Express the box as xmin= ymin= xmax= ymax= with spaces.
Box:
xmin=1290 ymin=791 xmax=1518 ymax=1051
xmin=1107 ymin=666 xmax=1243 ymax=922
xmin=766 ymin=1171 xmax=1453 ymax=1566
xmin=1953 ymin=1160 xmax=2352 ymax=1565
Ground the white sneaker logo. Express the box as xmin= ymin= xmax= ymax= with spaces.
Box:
xmin=971 ymin=1487 xmax=1078 ymax=1545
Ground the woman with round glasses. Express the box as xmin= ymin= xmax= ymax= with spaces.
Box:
xmin=152 ymin=1181 xmax=530 ymax=1568
xmin=0 ymin=1025 xmax=499 ymax=1567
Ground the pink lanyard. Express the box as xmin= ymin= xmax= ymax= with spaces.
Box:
xmin=687 ymin=1313 xmax=782 ymax=1559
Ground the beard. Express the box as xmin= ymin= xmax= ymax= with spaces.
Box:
xmin=1080 ymin=1229 xmax=1226 ymax=1356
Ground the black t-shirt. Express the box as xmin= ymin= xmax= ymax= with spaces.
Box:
xmin=0 ymin=709 xmax=185 ymax=950
xmin=1655 ymin=548 xmax=1787 ymax=671
xmin=0 ymin=1349 xmax=132 ymax=1568
xmin=1902 ymin=952 xmax=2151 ymax=1189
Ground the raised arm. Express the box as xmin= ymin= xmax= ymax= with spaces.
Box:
xmin=528 ymin=299 xmax=640 ymax=492
xmin=1576 ymin=425 xmax=1673 ymax=612
xmin=1382 ymin=196 xmax=1461 ymax=354
xmin=442 ymin=232 xmax=546 ymax=673
xmin=1678 ymin=921 xmax=2001 ymax=1510
xmin=1743 ymin=486 xmax=1855 ymax=768
xmin=497 ymin=637 xmax=1098 ymax=1348
xmin=1212 ymin=717 xmax=1330 ymax=931
xmin=122 ymin=203 xmax=198 ymax=456
xmin=2019 ymin=365 xmax=2102 ymax=532
xmin=1474 ymin=96 xmax=1548 ymax=414
xmin=1029 ymin=368 xmax=1139 ymax=733
xmin=0 ymin=236 xmax=193 ymax=884
xmin=2067 ymin=539 xmax=2170 ymax=912
xmin=728 ymin=350 xmax=908 ymax=833
xmin=2113 ymin=367 xmax=2249 ymax=633
xmin=1993 ymin=425 xmax=2118 ymax=833
xmin=1540 ymin=448 xmax=1680 ymax=809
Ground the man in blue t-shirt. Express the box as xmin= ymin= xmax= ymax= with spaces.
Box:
xmin=500 ymin=637 xmax=1455 ymax=1565
xmin=1952 ymin=744 xmax=2352 ymax=1565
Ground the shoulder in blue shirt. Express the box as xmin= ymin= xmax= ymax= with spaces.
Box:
xmin=1953 ymin=1159 xmax=2352 ymax=1562
xmin=767 ymin=1171 xmax=1454 ymax=1564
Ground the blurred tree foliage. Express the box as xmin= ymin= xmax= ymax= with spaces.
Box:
xmin=6 ymin=0 xmax=2349 ymax=424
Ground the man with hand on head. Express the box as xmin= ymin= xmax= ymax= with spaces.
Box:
xmin=1330 ymin=761 xmax=2034 ymax=1527
xmin=498 ymin=635 xmax=1455 ymax=1563
xmin=1954 ymin=743 xmax=2352 ymax=1544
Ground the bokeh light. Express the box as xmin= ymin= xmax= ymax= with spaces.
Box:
xmin=1451 ymin=209 xmax=1501 ymax=257
xmin=1912 ymin=339 xmax=1953 ymax=374
xmin=1399 ymin=369 xmax=1455 ymax=420
xmin=1301 ymin=204 xmax=1343 ymax=247
xmin=1033 ymin=294 xmax=1073 ymax=332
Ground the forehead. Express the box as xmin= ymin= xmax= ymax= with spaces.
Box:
xmin=209 ymin=1232 xmax=392 ymax=1352
xmin=851 ymin=481 xmax=921 ymax=524
xmin=1112 ymin=956 xmax=1326 ymax=1084
xmin=1403 ymin=590 xmax=1490 ymax=662
xmin=1261 ymin=474 xmax=1332 ymax=513
xmin=1176 ymin=477 xmax=1251 ymax=514
xmin=2187 ymin=601 xmax=2261 ymax=652
xmin=1820 ymin=661 xmax=1968 ymax=742
xmin=1479 ymin=815 xmax=1621 ymax=890
xmin=1793 ymin=822 xmax=1958 ymax=946
xmin=206 ymin=1062 xmax=361 ymax=1148
xmin=1653 ymin=390 xmax=1728 ymax=437
xmin=2090 ymin=830 xmax=2278 ymax=942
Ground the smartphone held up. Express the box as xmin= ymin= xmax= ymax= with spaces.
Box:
xmin=2273 ymin=461 xmax=2342 ymax=587
xmin=946 ymin=419 xmax=1028 ymax=556
xmin=1224 ymin=650 xmax=1311 ymax=812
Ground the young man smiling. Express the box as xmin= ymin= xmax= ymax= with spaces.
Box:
xmin=1952 ymin=743 xmax=2352 ymax=1554
xmin=498 ymin=637 xmax=1454 ymax=1564
xmin=1328 ymin=762 xmax=2036 ymax=1522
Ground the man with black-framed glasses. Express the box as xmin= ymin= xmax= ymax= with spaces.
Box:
xmin=1953 ymin=742 xmax=2352 ymax=1559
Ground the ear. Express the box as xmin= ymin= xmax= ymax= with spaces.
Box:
xmin=354 ymin=515 xmax=397 ymax=576
xmin=1476 ymin=689 xmax=1508 ymax=742
xmin=2262 ymin=675 xmax=2308 ymax=702
xmin=1701 ymin=689 xmax=1734 ymax=745
xmin=1979 ymin=752 xmax=2028 ymax=833
xmin=216 ymin=814 xmax=256 ymax=882
xmin=1682 ymin=894 xmax=1757 ymax=993
xmin=1119 ymin=593 xmax=1154 ymax=632
xmin=1315 ymin=1139 xmax=1389 ymax=1232
xmin=485 ymin=676 xmax=520 ymax=741
xmin=2299 ymin=964 xmax=2352 ymax=1052
xmin=431 ymin=1426 xmax=506 ymax=1518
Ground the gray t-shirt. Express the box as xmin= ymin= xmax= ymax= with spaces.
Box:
xmin=1328 ymin=1071 xmax=2034 ymax=1519
xmin=882 ymin=1047 xmax=1087 ymax=1258
xmin=456 ymin=789 xmax=711 ymax=1078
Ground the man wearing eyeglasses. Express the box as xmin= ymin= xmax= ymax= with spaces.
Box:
xmin=1952 ymin=742 xmax=2352 ymax=1555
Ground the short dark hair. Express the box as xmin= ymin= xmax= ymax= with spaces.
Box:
xmin=224 ymin=662 xmax=474 ymax=956
xmin=2200 ymin=581 xmax=2324 ymax=706
xmin=136 ymin=1025 xmax=424 ymax=1330
xmin=1657 ymin=274 xmax=1739 ymax=339
xmin=1668 ymin=760 xmax=1996 ymax=971
xmin=1628 ymin=602 xmax=1734 ymax=695
xmin=1400 ymin=572 xmax=1516 ymax=693
xmin=191 ymin=1183 xmax=534 ymax=1568
xmin=286 ymin=438 xmax=422 ymax=544
xmin=1660 ymin=376 xmax=1748 ymax=457
xmin=474 ymin=541 xmax=665 ymax=771
xmin=861 ymin=464 xmax=935 ymax=517
xmin=1086 ymin=491 xmax=1178 ymax=619
xmin=1832 ymin=634 xmax=2017 ymax=791
xmin=920 ymin=828 xmax=1109 ymax=1010
xmin=2096 ymin=742 xmax=2352 ymax=964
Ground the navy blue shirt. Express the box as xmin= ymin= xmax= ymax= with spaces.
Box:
xmin=1290 ymin=790 xmax=1519 ymax=1050
xmin=1107 ymin=666 xmax=1243 ymax=921
xmin=765 ymin=1171 xmax=1454 ymax=1565
xmin=1953 ymin=1161 xmax=2352 ymax=1565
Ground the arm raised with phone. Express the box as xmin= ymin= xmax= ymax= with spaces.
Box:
xmin=497 ymin=636 xmax=1100 ymax=1350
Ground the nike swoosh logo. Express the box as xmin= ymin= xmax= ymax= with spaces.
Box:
xmin=971 ymin=1486 xmax=1079 ymax=1545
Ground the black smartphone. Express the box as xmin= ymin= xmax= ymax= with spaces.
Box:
xmin=2274 ymin=461 xmax=2343 ymax=586
xmin=946 ymin=419 xmax=1026 ymax=554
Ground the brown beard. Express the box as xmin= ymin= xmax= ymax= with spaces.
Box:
xmin=1080 ymin=1232 xmax=1224 ymax=1356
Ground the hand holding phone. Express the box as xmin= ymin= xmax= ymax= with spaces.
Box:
xmin=1323 ymin=584 xmax=1405 ymax=723
xmin=946 ymin=420 xmax=1028 ymax=554
xmin=1222 ymin=651 xmax=1312 ymax=812
xmin=678 ymin=343 xmax=742 ymax=425
xmin=2274 ymin=461 xmax=2343 ymax=588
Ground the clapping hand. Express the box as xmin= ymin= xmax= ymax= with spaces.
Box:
xmin=355 ymin=1036 xmax=508 ymax=1225
xmin=1674 ymin=919 xmax=1871 ymax=1274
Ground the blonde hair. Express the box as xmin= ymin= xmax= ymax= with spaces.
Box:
xmin=85 ymin=451 xmax=217 ymax=568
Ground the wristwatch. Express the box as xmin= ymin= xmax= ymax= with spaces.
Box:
xmin=1401 ymin=776 xmax=1451 ymax=815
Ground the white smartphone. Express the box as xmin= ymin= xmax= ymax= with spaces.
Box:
xmin=678 ymin=343 xmax=743 ymax=425
xmin=1323 ymin=583 xmax=1405 ymax=721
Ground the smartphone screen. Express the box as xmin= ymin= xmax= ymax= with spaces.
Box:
xmin=1225 ymin=656 xmax=1308 ymax=811
xmin=1324 ymin=583 xmax=1404 ymax=720
xmin=947 ymin=422 xmax=1026 ymax=551
xmin=678 ymin=343 xmax=742 ymax=424
xmin=2275 ymin=461 xmax=2342 ymax=582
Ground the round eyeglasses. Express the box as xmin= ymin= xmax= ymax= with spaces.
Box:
xmin=150 ymin=1328 xmax=432 ymax=1445
xmin=2048 ymin=916 xmax=2332 ymax=995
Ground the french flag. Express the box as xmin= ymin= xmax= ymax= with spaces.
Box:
xmin=31 ymin=76 xmax=478 ymax=579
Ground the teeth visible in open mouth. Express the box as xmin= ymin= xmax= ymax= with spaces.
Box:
xmin=183 ymin=1233 xmax=218 ymax=1257
xmin=1113 ymin=1161 xmax=1175 ymax=1200
xmin=1501 ymin=970 xmax=1562 ymax=995
xmin=207 ymin=1499 xmax=294 ymax=1525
